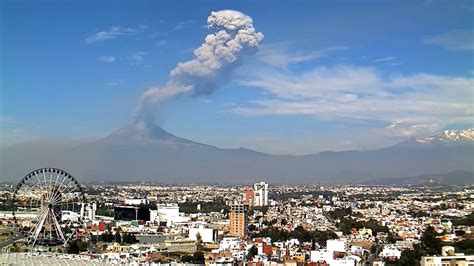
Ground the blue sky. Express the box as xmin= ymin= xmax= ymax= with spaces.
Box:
xmin=1 ymin=0 xmax=473 ymax=154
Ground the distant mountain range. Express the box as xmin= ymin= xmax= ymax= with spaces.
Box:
xmin=365 ymin=170 xmax=474 ymax=186
xmin=1 ymin=122 xmax=473 ymax=184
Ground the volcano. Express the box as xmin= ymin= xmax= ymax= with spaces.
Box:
xmin=99 ymin=120 xmax=213 ymax=147
xmin=1 ymin=124 xmax=473 ymax=184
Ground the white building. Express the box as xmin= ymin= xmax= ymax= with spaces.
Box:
xmin=421 ymin=254 xmax=474 ymax=266
xmin=125 ymin=198 xmax=148 ymax=205
xmin=87 ymin=202 xmax=97 ymax=221
xmin=351 ymin=245 xmax=365 ymax=254
xmin=442 ymin=246 xmax=456 ymax=256
xmin=253 ymin=182 xmax=268 ymax=207
xmin=314 ymin=207 xmax=323 ymax=215
xmin=189 ymin=226 xmax=217 ymax=243
xmin=157 ymin=204 xmax=180 ymax=221
xmin=149 ymin=209 xmax=160 ymax=223
xmin=80 ymin=202 xmax=96 ymax=221
xmin=381 ymin=245 xmax=401 ymax=259
xmin=310 ymin=249 xmax=356 ymax=266
xmin=310 ymin=249 xmax=333 ymax=263
xmin=332 ymin=257 xmax=357 ymax=266
xmin=327 ymin=239 xmax=347 ymax=253
xmin=156 ymin=204 xmax=188 ymax=226
xmin=61 ymin=210 xmax=81 ymax=222
xmin=219 ymin=237 xmax=241 ymax=251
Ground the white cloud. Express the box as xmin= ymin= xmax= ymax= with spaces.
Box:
xmin=147 ymin=21 xmax=195 ymax=38
xmin=172 ymin=20 xmax=195 ymax=31
xmin=148 ymin=32 xmax=161 ymax=38
xmin=98 ymin=55 xmax=116 ymax=63
xmin=239 ymin=65 xmax=383 ymax=100
xmin=232 ymin=65 xmax=474 ymax=138
xmin=374 ymin=56 xmax=397 ymax=63
xmin=424 ymin=29 xmax=474 ymax=51
xmin=85 ymin=25 xmax=148 ymax=44
xmin=378 ymin=121 xmax=441 ymax=138
xmin=128 ymin=52 xmax=146 ymax=65
xmin=156 ymin=40 xmax=167 ymax=46
xmin=257 ymin=43 xmax=348 ymax=68
xmin=105 ymin=79 xmax=123 ymax=86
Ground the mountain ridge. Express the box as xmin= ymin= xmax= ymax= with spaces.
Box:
xmin=365 ymin=170 xmax=474 ymax=186
xmin=1 ymin=124 xmax=472 ymax=183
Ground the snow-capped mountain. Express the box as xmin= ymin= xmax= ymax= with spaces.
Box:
xmin=415 ymin=128 xmax=474 ymax=145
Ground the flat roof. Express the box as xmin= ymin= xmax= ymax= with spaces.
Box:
xmin=0 ymin=252 xmax=109 ymax=265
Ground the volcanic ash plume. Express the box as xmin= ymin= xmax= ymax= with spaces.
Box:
xmin=135 ymin=10 xmax=264 ymax=123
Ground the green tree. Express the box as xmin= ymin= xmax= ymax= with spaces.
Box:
xmin=421 ymin=226 xmax=441 ymax=255
xmin=452 ymin=213 xmax=474 ymax=226
xmin=248 ymin=224 xmax=257 ymax=232
xmin=90 ymin=233 xmax=97 ymax=245
xmin=370 ymin=244 xmax=377 ymax=254
xmin=193 ymin=251 xmax=205 ymax=264
xmin=102 ymin=230 xmax=113 ymax=242
xmin=114 ymin=231 xmax=122 ymax=244
xmin=196 ymin=232 xmax=203 ymax=250
xmin=67 ymin=240 xmax=80 ymax=254
xmin=255 ymin=227 xmax=290 ymax=242
xmin=398 ymin=245 xmax=424 ymax=266
xmin=247 ymin=245 xmax=258 ymax=261
xmin=181 ymin=254 xmax=193 ymax=263
xmin=336 ymin=218 xmax=389 ymax=235
xmin=122 ymin=232 xmax=138 ymax=244
xmin=313 ymin=230 xmax=338 ymax=247
xmin=290 ymin=225 xmax=313 ymax=242
xmin=454 ymin=239 xmax=474 ymax=254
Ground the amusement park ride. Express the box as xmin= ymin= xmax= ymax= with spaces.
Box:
xmin=11 ymin=168 xmax=86 ymax=248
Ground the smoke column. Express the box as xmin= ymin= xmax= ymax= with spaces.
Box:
xmin=135 ymin=10 xmax=264 ymax=124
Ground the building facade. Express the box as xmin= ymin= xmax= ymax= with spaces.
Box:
xmin=229 ymin=204 xmax=248 ymax=237
xmin=253 ymin=182 xmax=268 ymax=207
xmin=243 ymin=188 xmax=255 ymax=206
xmin=420 ymin=254 xmax=474 ymax=266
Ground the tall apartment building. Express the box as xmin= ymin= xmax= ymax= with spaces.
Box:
xmin=229 ymin=203 xmax=248 ymax=238
xmin=253 ymin=181 xmax=269 ymax=206
xmin=243 ymin=188 xmax=254 ymax=206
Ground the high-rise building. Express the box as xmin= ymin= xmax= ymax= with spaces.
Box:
xmin=243 ymin=188 xmax=254 ymax=206
xmin=253 ymin=182 xmax=268 ymax=206
xmin=229 ymin=203 xmax=248 ymax=238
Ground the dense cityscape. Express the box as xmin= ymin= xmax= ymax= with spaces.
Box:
xmin=0 ymin=180 xmax=472 ymax=265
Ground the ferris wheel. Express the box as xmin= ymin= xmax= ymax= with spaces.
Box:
xmin=12 ymin=168 xmax=86 ymax=247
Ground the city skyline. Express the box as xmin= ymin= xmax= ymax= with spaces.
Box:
xmin=2 ymin=1 xmax=473 ymax=155
xmin=2 ymin=178 xmax=472 ymax=264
